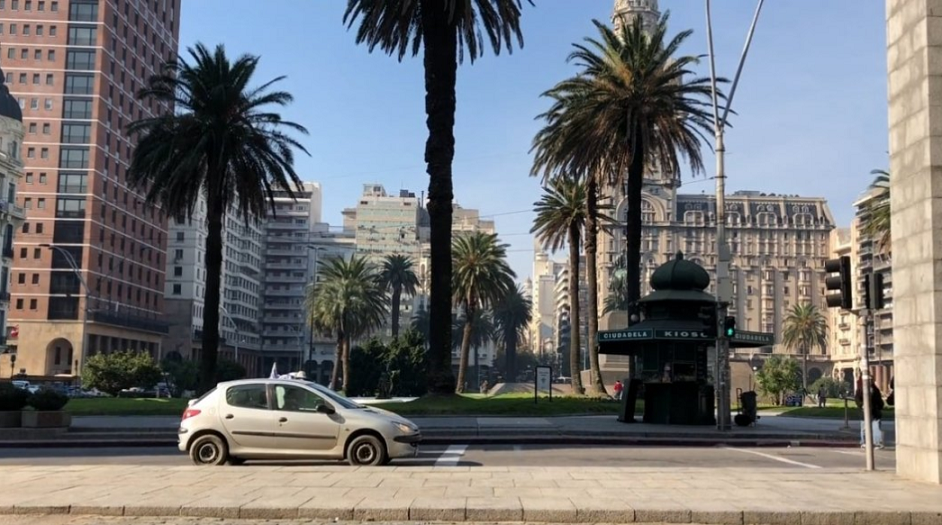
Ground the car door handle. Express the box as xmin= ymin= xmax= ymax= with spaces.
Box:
xmin=279 ymin=417 xmax=288 ymax=423
xmin=225 ymin=414 xmax=234 ymax=420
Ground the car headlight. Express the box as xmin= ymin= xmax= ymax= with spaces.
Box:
xmin=395 ymin=422 xmax=417 ymax=434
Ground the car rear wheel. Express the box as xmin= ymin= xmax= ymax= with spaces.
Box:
xmin=347 ymin=435 xmax=386 ymax=466
xmin=189 ymin=434 xmax=228 ymax=466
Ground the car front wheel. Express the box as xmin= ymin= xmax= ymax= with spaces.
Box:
xmin=347 ymin=435 xmax=387 ymax=466
xmin=189 ymin=434 xmax=228 ymax=466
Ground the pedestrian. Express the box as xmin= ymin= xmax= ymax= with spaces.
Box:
xmin=817 ymin=387 xmax=826 ymax=408
xmin=613 ymin=380 xmax=624 ymax=401
xmin=480 ymin=380 xmax=489 ymax=396
xmin=860 ymin=384 xmax=886 ymax=449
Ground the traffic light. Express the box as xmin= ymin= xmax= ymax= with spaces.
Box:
xmin=698 ymin=305 xmax=717 ymax=338
xmin=723 ymin=316 xmax=736 ymax=338
xmin=864 ymin=272 xmax=886 ymax=310
xmin=824 ymin=256 xmax=853 ymax=309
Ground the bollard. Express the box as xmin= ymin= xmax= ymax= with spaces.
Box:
xmin=842 ymin=397 xmax=850 ymax=430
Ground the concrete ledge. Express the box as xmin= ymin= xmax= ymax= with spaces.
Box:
xmin=0 ymin=502 xmax=936 ymax=524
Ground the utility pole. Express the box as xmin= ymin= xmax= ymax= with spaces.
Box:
xmin=705 ymin=0 xmax=765 ymax=431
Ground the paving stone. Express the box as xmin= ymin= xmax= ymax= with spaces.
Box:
xmin=801 ymin=510 xmax=857 ymax=525
xmin=180 ymin=497 xmax=252 ymax=519
xmin=912 ymin=511 xmax=942 ymax=525
xmin=69 ymin=505 xmax=125 ymax=516
xmin=742 ymin=509 xmax=802 ymax=525
xmin=409 ymin=496 xmax=466 ymax=521
xmin=569 ymin=497 xmax=635 ymax=523
xmin=520 ymin=497 xmax=577 ymax=522
xmin=121 ymin=504 xmax=184 ymax=517
xmin=296 ymin=496 xmax=362 ymax=520
xmin=855 ymin=510 xmax=913 ymax=525
xmin=465 ymin=497 xmax=523 ymax=521
xmin=353 ymin=497 xmax=414 ymax=521
xmin=632 ymin=504 xmax=692 ymax=524
xmin=13 ymin=503 xmax=70 ymax=515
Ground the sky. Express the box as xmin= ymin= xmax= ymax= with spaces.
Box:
xmin=178 ymin=1 xmax=889 ymax=282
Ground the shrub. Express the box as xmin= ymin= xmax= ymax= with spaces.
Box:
xmin=27 ymin=388 xmax=69 ymax=411
xmin=214 ymin=359 xmax=247 ymax=384
xmin=0 ymin=383 xmax=29 ymax=411
xmin=162 ymin=358 xmax=198 ymax=397
xmin=81 ymin=351 xmax=163 ymax=396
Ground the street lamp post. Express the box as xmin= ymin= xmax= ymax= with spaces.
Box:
xmin=40 ymin=244 xmax=91 ymax=380
xmin=704 ymin=0 xmax=765 ymax=431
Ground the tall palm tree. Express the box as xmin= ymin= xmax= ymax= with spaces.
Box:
xmin=532 ymin=15 xmax=717 ymax=324
xmin=343 ymin=0 xmax=533 ymax=395
xmin=862 ymin=169 xmax=890 ymax=253
xmin=530 ymin=174 xmax=587 ymax=395
xmin=128 ymin=43 xmax=308 ymax=393
xmin=411 ymin=306 xmax=431 ymax=344
xmin=307 ymin=255 xmax=389 ymax=391
xmin=378 ymin=254 xmax=420 ymax=338
xmin=492 ymin=285 xmax=532 ymax=382
xmin=452 ymin=309 xmax=495 ymax=390
xmin=603 ymin=271 xmax=630 ymax=315
xmin=452 ymin=232 xmax=515 ymax=393
xmin=782 ymin=303 xmax=829 ymax=392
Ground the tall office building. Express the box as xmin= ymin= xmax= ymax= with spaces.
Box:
xmin=3 ymin=0 xmax=181 ymax=379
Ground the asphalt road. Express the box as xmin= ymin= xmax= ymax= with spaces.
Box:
xmin=0 ymin=444 xmax=896 ymax=470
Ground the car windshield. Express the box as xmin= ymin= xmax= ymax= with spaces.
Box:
xmin=301 ymin=381 xmax=362 ymax=410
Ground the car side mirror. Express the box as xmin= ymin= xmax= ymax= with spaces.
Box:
xmin=316 ymin=404 xmax=335 ymax=415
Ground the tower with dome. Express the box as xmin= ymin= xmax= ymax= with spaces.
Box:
xmin=0 ymin=61 xmax=26 ymax=373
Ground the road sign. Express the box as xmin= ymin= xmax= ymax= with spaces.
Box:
xmin=535 ymin=366 xmax=552 ymax=403
xmin=597 ymin=329 xmax=653 ymax=342
xmin=730 ymin=331 xmax=774 ymax=346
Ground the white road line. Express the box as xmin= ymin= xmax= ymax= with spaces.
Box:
xmin=831 ymin=449 xmax=863 ymax=456
xmin=434 ymin=445 xmax=468 ymax=466
xmin=722 ymin=447 xmax=822 ymax=469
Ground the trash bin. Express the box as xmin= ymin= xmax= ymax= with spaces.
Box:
xmin=735 ymin=390 xmax=759 ymax=427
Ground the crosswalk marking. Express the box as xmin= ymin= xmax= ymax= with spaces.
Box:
xmin=434 ymin=445 xmax=468 ymax=466
xmin=721 ymin=446 xmax=822 ymax=469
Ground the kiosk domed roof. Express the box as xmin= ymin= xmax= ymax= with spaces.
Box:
xmin=650 ymin=252 xmax=710 ymax=291
xmin=0 ymin=64 xmax=22 ymax=122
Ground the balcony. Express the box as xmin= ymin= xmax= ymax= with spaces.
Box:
xmin=1 ymin=245 xmax=12 ymax=259
xmin=91 ymin=310 xmax=169 ymax=334
xmin=266 ymin=275 xmax=307 ymax=284
xmin=839 ymin=338 xmax=851 ymax=346
xmin=264 ymin=302 xmax=302 ymax=310
xmin=0 ymin=291 xmax=9 ymax=302
xmin=265 ymin=289 xmax=303 ymax=297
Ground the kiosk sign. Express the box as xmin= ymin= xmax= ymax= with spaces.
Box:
xmin=535 ymin=366 xmax=553 ymax=403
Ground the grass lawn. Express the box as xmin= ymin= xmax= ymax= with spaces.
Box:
xmin=66 ymin=397 xmax=189 ymax=416
xmin=774 ymin=406 xmax=894 ymax=420
xmin=373 ymin=393 xmax=642 ymax=417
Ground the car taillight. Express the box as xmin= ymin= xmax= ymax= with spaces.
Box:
xmin=182 ymin=408 xmax=201 ymax=421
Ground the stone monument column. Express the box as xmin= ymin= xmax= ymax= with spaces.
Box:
xmin=886 ymin=0 xmax=942 ymax=484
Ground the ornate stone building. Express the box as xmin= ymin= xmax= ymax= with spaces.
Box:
xmin=600 ymin=0 xmax=835 ymax=381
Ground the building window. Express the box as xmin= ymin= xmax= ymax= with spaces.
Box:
xmin=26 ymin=147 xmax=34 ymax=158
xmin=47 ymin=49 xmax=55 ymax=60
xmin=61 ymin=122 xmax=91 ymax=143
xmin=67 ymin=26 xmax=96 ymax=46
xmin=44 ymin=98 xmax=52 ymax=110
xmin=39 ymin=173 xmax=46 ymax=183
xmin=24 ymin=173 xmax=32 ymax=183
xmin=29 ymin=299 xmax=36 ymax=310
xmin=40 ymin=148 xmax=48 ymax=159
xmin=37 ymin=198 xmax=45 ymax=209
xmin=31 ymin=73 xmax=38 ymax=84
xmin=45 ymin=73 xmax=53 ymax=85
xmin=57 ymin=172 xmax=87 ymax=193
xmin=55 ymin=197 xmax=86 ymax=219
xmin=65 ymin=49 xmax=96 ymax=70
xmin=15 ymin=299 xmax=22 ymax=309
xmin=21 ymin=223 xmax=28 ymax=233
xmin=27 ymin=123 xmax=35 ymax=134
xmin=31 ymin=274 xmax=38 ymax=284
xmin=59 ymin=147 xmax=89 ymax=169
xmin=172 ymin=284 xmax=181 ymax=295
xmin=17 ymin=274 xmax=24 ymax=284
xmin=174 ymin=266 xmax=182 ymax=277
xmin=64 ymin=74 xmax=93 ymax=94
xmin=68 ymin=1 xmax=95 ymax=21
xmin=36 ymin=223 xmax=42 ymax=234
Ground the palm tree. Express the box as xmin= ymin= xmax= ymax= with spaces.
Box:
xmin=530 ymin=174 xmax=587 ymax=395
xmin=452 ymin=232 xmax=515 ymax=393
xmin=492 ymin=285 xmax=533 ymax=382
xmin=603 ymin=270 xmax=630 ymax=315
xmin=862 ymin=169 xmax=890 ymax=253
xmin=307 ymin=255 xmax=389 ymax=392
xmin=411 ymin=306 xmax=431 ymax=344
xmin=532 ymin=15 xmax=717 ymax=325
xmin=128 ymin=43 xmax=308 ymax=393
xmin=782 ymin=303 xmax=829 ymax=392
xmin=343 ymin=0 xmax=533 ymax=395
xmin=378 ymin=254 xmax=421 ymax=338
xmin=452 ymin=309 xmax=495 ymax=390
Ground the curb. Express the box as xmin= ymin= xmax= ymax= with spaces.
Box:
xmin=0 ymin=504 xmax=932 ymax=524
xmin=0 ymin=435 xmax=858 ymax=448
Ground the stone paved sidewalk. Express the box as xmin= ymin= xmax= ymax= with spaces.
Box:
xmin=0 ymin=465 xmax=939 ymax=524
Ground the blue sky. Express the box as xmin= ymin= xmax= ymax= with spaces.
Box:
xmin=179 ymin=1 xmax=888 ymax=281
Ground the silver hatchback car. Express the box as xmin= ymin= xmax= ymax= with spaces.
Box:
xmin=178 ymin=378 xmax=421 ymax=466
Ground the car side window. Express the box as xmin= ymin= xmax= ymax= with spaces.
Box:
xmin=274 ymin=385 xmax=326 ymax=413
xmin=226 ymin=384 xmax=268 ymax=410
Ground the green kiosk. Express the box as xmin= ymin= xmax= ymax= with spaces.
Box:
xmin=599 ymin=252 xmax=774 ymax=425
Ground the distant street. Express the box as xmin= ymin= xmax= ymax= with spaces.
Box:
xmin=0 ymin=444 xmax=896 ymax=470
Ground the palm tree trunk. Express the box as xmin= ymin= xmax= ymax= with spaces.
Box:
xmin=330 ymin=331 xmax=343 ymax=390
xmin=568 ymin=224 xmax=585 ymax=395
xmin=802 ymin=346 xmax=808 ymax=392
xmin=456 ymin=304 xmax=474 ymax=394
xmin=391 ymin=285 xmax=402 ymax=339
xmin=584 ymin=177 xmax=606 ymax=396
xmin=507 ymin=331 xmax=517 ymax=382
xmin=625 ymin=132 xmax=646 ymax=381
xmin=421 ymin=5 xmax=459 ymax=395
xmin=341 ymin=337 xmax=352 ymax=394
xmin=198 ymin=198 xmax=224 ymax=394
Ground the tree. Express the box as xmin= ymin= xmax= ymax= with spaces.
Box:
xmin=411 ymin=306 xmax=431 ymax=345
xmin=531 ymin=14 xmax=717 ymax=332
xmin=161 ymin=359 xmax=198 ymax=398
xmin=782 ymin=303 xmax=829 ymax=391
xmin=492 ymin=285 xmax=532 ymax=382
xmin=810 ymin=376 xmax=851 ymax=400
xmin=378 ymin=254 xmax=420 ymax=338
xmin=755 ymin=355 xmax=801 ymax=406
xmin=343 ymin=0 xmax=533 ymax=395
xmin=603 ymin=269 xmax=630 ymax=315
xmin=861 ymin=169 xmax=890 ymax=253
xmin=452 ymin=232 xmax=515 ymax=393
xmin=530 ymin=174 xmax=587 ymax=395
xmin=452 ymin=309 xmax=495 ymax=391
xmin=82 ymin=351 xmax=163 ymax=397
xmin=307 ymin=255 xmax=389 ymax=392
xmin=128 ymin=43 xmax=308 ymax=394
xmin=385 ymin=330 xmax=430 ymax=397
